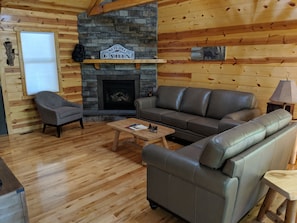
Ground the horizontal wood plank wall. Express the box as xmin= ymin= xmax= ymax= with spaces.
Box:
xmin=157 ymin=0 xmax=297 ymax=117
xmin=0 ymin=7 xmax=82 ymax=134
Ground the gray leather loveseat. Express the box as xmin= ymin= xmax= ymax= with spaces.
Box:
xmin=135 ymin=86 xmax=261 ymax=142
xmin=142 ymin=109 xmax=297 ymax=223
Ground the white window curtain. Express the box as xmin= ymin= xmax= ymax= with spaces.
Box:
xmin=20 ymin=31 xmax=59 ymax=95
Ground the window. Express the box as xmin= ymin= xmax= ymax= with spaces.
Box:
xmin=19 ymin=31 xmax=60 ymax=95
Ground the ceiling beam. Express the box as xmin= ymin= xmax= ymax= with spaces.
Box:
xmin=87 ymin=0 xmax=157 ymax=16
xmin=87 ymin=0 xmax=104 ymax=16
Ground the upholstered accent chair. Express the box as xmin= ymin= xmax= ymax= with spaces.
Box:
xmin=34 ymin=91 xmax=83 ymax=137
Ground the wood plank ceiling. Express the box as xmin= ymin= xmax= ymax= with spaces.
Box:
xmin=0 ymin=0 xmax=158 ymax=15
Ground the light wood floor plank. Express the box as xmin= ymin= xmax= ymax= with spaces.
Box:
xmin=0 ymin=121 xmax=295 ymax=223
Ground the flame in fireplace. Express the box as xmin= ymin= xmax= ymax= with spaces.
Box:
xmin=110 ymin=91 xmax=130 ymax=102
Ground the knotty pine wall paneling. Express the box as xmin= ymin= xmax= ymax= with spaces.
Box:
xmin=0 ymin=8 xmax=82 ymax=134
xmin=1 ymin=0 xmax=297 ymax=134
xmin=157 ymin=0 xmax=297 ymax=117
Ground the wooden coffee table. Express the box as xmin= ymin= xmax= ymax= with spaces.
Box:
xmin=107 ymin=118 xmax=175 ymax=151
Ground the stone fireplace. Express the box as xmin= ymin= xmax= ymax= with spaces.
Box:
xmin=77 ymin=2 xmax=158 ymax=118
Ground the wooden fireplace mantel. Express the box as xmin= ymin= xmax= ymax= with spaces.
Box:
xmin=82 ymin=59 xmax=167 ymax=70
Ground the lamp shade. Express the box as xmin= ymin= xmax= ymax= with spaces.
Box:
xmin=269 ymin=80 xmax=297 ymax=104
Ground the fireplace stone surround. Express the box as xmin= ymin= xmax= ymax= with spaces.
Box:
xmin=77 ymin=3 xmax=158 ymax=120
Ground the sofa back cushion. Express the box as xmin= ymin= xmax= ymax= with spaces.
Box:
xmin=180 ymin=87 xmax=212 ymax=116
xmin=156 ymin=86 xmax=186 ymax=110
xmin=206 ymin=90 xmax=257 ymax=119
xmin=252 ymin=109 xmax=292 ymax=137
xmin=200 ymin=121 xmax=266 ymax=169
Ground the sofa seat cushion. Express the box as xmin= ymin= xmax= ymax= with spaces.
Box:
xmin=200 ymin=121 xmax=266 ymax=169
xmin=139 ymin=107 xmax=174 ymax=122
xmin=187 ymin=117 xmax=219 ymax=136
xmin=206 ymin=90 xmax=256 ymax=119
xmin=180 ymin=87 xmax=212 ymax=116
xmin=156 ymin=86 xmax=186 ymax=110
xmin=57 ymin=106 xmax=82 ymax=118
xmin=161 ymin=112 xmax=198 ymax=129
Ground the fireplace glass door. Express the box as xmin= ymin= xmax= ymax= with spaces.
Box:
xmin=102 ymin=80 xmax=135 ymax=110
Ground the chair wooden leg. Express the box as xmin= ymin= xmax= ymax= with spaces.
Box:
xmin=42 ymin=124 xmax=46 ymax=133
xmin=57 ymin=126 xmax=61 ymax=138
xmin=79 ymin=118 xmax=84 ymax=129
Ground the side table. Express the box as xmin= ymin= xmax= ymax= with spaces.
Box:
xmin=257 ymin=170 xmax=297 ymax=223
xmin=266 ymin=102 xmax=294 ymax=116
xmin=0 ymin=158 xmax=29 ymax=223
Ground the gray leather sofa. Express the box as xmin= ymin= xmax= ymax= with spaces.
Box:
xmin=142 ymin=109 xmax=297 ymax=223
xmin=134 ymin=86 xmax=261 ymax=142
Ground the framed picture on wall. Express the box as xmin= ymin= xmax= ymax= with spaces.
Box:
xmin=191 ymin=46 xmax=225 ymax=61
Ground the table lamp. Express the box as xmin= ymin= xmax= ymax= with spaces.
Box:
xmin=269 ymin=80 xmax=297 ymax=106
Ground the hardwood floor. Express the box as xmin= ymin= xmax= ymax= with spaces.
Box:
xmin=0 ymin=121 xmax=295 ymax=223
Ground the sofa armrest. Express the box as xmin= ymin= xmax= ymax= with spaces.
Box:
xmin=36 ymin=104 xmax=58 ymax=124
xmin=224 ymin=108 xmax=262 ymax=121
xmin=218 ymin=119 xmax=245 ymax=133
xmin=134 ymin=96 xmax=157 ymax=109
xmin=134 ymin=96 xmax=157 ymax=118
xmin=63 ymin=100 xmax=82 ymax=109
xmin=142 ymin=144 xmax=237 ymax=196
xmin=143 ymin=144 xmax=199 ymax=180
xmin=218 ymin=108 xmax=262 ymax=132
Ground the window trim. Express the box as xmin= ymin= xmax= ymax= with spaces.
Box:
xmin=17 ymin=28 xmax=62 ymax=97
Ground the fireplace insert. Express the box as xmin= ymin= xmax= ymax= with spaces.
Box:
xmin=102 ymin=80 xmax=135 ymax=110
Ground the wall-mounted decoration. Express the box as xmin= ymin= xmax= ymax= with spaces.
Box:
xmin=72 ymin=43 xmax=85 ymax=62
xmin=100 ymin=44 xmax=135 ymax=59
xmin=191 ymin=46 xmax=225 ymax=61
xmin=3 ymin=40 xmax=15 ymax=66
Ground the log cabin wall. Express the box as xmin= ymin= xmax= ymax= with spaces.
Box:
xmin=157 ymin=0 xmax=297 ymax=117
xmin=1 ymin=0 xmax=297 ymax=134
xmin=0 ymin=7 xmax=82 ymax=134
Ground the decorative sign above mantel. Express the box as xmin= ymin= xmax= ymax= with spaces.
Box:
xmin=84 ymin=44 xmax=166 ymax=70
xmin=100 ymin=44 xmax=135 ymax=59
